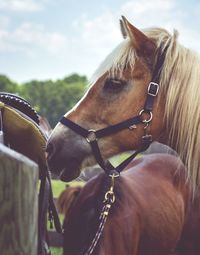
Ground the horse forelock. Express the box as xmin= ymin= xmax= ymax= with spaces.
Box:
xmin=90 ymin=27 xmax=173 ymax=86
xmin=90 ymin=38 xmax=137 ymax=85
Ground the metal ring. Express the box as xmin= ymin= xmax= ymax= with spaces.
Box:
xmin=139 ymin=109 xmax=153 ymax=123
xmin=108 ymin=170 xmax=120 ymax=178
xmin=86 ymin=129 xmax=97 ymax=143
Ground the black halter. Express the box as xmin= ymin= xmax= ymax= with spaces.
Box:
xmin=59 ymin=46 xmax=166 ymax=177
xmin=60 ymin=82 xmax=159 ymax=176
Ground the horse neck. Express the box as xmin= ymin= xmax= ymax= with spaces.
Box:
xmin=159 ymin=44 xmax=200 ymax=194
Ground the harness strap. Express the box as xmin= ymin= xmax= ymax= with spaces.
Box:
xmin=60 ymin=115 xmax=142 ymax=139
xmin=144 ymin=82 xmax=159 ymax=111
xmin=152 ymin=44 xmax=168 ymax=84
xmin=95 ymin=116 xmax=141 ymax=138
xmin=90 ymin=140 xmax=114 ymax=173
xmin=38 ymin=174 xmax=50 ymax=255
xmin=47 ymin=171 xmax=63 ymax=233
xmin=60 ymin=80 xmax=159 ymax=141
xmin=90 ymin=138 xmax=150 ymax=175
xmin=114 ymin=144 xmax=149 ymax=173
xmin=60 ymin=117 xmax=89 ymax=138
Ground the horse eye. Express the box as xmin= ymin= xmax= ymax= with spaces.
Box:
xmin=103 ymin=78 xmax=126 ymax=92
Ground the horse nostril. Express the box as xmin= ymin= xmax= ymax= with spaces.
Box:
xmin=46 ymin=142 xmax=55 ymax=156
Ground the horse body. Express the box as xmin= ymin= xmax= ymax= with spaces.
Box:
xmin=61 ymin=154 xmax=189 ymax=255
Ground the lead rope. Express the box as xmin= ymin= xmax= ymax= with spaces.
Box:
xmin=83 ymin=173 xmax=118 ymax=255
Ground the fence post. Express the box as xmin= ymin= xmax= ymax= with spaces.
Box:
xmin=0 ymin=144 xmax=38 ymax=255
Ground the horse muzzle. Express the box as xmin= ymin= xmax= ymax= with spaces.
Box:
xmin=46 ymin=124 xmax=90 ymax=181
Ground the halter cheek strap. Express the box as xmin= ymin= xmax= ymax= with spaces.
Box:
xmin=59 ymin=81 xmax=159 ymax=175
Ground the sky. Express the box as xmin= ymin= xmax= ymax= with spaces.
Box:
xmin=0 ymin=0 xmax=200 ymax=83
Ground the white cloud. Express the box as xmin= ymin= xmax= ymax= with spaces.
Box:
xmin=121 ymin=0 xmax=174 ymax=16
xmin=74 ymin=0 xmax=178 ymax=56
xmin=0 ymin=21 xmax=67 ymax=55
xmin=81 ymin=12 xmax=121 ymax=51
xmin=68 ymin=0 xmax=200 ymax=79
xmin=0 ymin=16 xmax=10 ymax=28
xmin=74 ymin=0 xmax=200 ymax=60
xmin=0 ymin=0 xmax=44 ymax=12
xmin=1 ymin=0 xmax=200 ymax=82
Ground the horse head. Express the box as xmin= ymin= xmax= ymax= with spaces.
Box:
xmin=47 ymin=16 xmax=200 ymax=191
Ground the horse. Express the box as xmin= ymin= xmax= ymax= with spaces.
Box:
xmin=56 ymin=185 xmax=82 ymax=216
xmin=57 ymin=154 xmax=190 ymax=255
xmin=46 ymin=16 xmax=200 ymax=253
xmin=47 ymin=16 xmax=200 ymax=193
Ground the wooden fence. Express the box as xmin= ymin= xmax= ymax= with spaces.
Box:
xmin=0 ymin=144 xmax=38 ymax=255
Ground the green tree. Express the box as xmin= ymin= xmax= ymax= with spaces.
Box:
xmin=0 ymin=74 xmax=18 ymax=93
xmin=19 ymin=74 xmax=87 ymax=127
xmin=0 ymin=73 xmax=87 ymax=128
xmin=63 ymin=73 xmax=87 ymax=84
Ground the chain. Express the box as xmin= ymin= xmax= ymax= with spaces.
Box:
xmin=84 ymin=174 xmax=117 ymax=255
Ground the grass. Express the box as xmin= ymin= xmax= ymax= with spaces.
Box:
xmin=50 ymin=247 xmax=63 ymax=255
xmin=51 ymin=179 xmax=85 ymax=198
xmin=110 ymin=152 xmax=132 ymax=166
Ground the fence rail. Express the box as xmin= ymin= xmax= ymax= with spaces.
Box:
xmin=0 ymin=144 xmax=38 ymax=255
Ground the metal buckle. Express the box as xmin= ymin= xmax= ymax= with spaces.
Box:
xmin=148 ymin=82 xmax=159 ymax=97
xmin=86 ymin=129 xmax=97 ymax=143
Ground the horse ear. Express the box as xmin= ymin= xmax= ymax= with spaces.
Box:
xmin=119 ymin=19 xmax=127 ymax=39
xmin=121 ymin=16 xmax=156 ymax=54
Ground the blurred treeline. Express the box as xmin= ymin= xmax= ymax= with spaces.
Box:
xmin=0 ymin=73 xmax=87 ymax=127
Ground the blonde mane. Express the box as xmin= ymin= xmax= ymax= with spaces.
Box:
xmin=92 ymin=27 xmax=200 ymax=193
xmin=157 ymin=29 xmax=200 ymax=193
